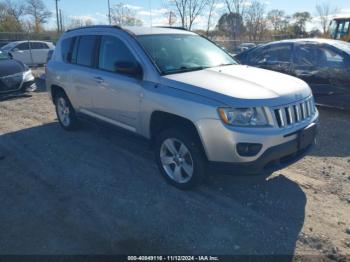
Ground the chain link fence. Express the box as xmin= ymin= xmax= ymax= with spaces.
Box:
xmin=0 ymin=31 xmax=61 ymax=48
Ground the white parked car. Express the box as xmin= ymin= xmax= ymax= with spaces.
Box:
xmin=1 ymin=41 xmax=55 ymax=66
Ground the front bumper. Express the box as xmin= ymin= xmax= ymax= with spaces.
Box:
xmin=196 ymin=109 xmax=319 ymax=172
xmin=208 ymin=129 xmax=316 ymax=174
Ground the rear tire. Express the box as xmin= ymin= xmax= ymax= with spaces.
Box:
xmin=54 ymin=91 xmax=79 ymax=131
xmin=155 ymin=128 xmax=207 ymax=190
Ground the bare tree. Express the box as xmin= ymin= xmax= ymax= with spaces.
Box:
xmin=0 ymin=0 xmax=24 ymax=31
xmin=315 ymin=2 xmax=338 ymax=35
xmin=225 ymin=0 xmax=246 ymax=16
xmin=245 ymin=0 xmax=267 ymax=41
xmin=267 ymin=9 xmax=285 ymax=32
xmin=67 ymin=17 xmax=94 ymax=29
xmin=4 ymin=0 xmax=25 ymax=26
xmin=206 ymin=0 xmax=217 ymax=36
xmin=25 ymin=0 xmax=51 ymax=33
xmin=172 ymin=0 xmax=209 ymax=30
xmin=110 ymin=3 xmax=143 ymax=26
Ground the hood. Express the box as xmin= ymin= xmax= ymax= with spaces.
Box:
xmin=0 ymin=59 xmax=25 ymax=77
xmin=161 ymin=65 xmax=312 ymax=106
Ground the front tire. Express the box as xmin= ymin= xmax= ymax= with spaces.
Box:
xmin=155 ymin=128 xmax=207 ymax=190
xmin=54 ymin=91 xmax=79 ymax=131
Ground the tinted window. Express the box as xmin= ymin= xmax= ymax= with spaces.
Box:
xmin=295 ymin=44 xmax=348 ymax=68
xmin=320 ymin=46 xmax=348 ymax=68
xmin=250 ymin=44 xmax=292 ymax=65
xmin=61 ymin=37 xmax=76 ymax=63
xmin=16 ymin=42 xmax=29 ymax=51
xmin=30 ymin=42 xmax=48 ymax=49
xmin=76 ymin=35 xmax=98 ymax=67
xmin=294 ymin=45 xmax=318 ymax=66
xmin=98 ymin=35 xmax=138 ymax=73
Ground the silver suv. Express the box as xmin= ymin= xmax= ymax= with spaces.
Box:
xmin=46 ymin=26 xmax=318 ymax=189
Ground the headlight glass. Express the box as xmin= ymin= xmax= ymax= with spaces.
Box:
xmin=23 ymin=69 xmax=34 ymax=82
xmin=218 ymin=107 xmax=269 ymax=127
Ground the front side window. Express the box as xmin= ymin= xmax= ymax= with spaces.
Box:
xmin=76 ymin=35 xmax=98 ymax=67
xmin=250 ymin=44 xmax=292 ymax=65
xmin=16 ymin=42 xmax=29 ymax=51
xmin=137 ymin=34 xmax=236 ymax=74
xmin=98 ymin=35 xmax=138 ymax=73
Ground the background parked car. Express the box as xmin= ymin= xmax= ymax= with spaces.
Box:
xmin=1 ymin=40 xmax=55 ymax=66
xmin=235 ymin=39 xmax=350 ymax=110
xmin=0 ymin=50 xmax=36 ymax=95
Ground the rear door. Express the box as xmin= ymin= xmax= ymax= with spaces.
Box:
xmin=316 ymin=44 xmax=350 ymax=108
xmin=70 ymin=35 xmax=100 ymax=110
xmin=292 ymin=43 xmax=331 ymax=96
xmin=292 ymin=43 xmax=350 ymax=108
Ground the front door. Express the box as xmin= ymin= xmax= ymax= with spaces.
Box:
xmin=91 ymin=35 xmax=143 ymax=130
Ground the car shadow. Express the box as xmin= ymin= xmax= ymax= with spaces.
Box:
xmin=0 ymin=120 xmax=306 ymax=257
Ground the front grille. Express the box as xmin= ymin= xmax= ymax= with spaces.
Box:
xmin=274 ymin=97 xmax=315 ymax=128
xmin=0 ymin=73 xmax=23 ymax=93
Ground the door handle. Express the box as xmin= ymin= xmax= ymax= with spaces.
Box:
xmin=93 ymin=76 xmax=104 ymax=83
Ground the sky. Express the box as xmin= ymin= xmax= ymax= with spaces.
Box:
xmin=43 ymin=0 xmax=350 ymax=30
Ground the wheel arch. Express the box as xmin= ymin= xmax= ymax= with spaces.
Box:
xmin=149 ymin=110 xmax=208 ymax=160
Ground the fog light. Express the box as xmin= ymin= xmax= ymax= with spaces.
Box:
xmin=236 ymin=143 xmax=262 ymax=157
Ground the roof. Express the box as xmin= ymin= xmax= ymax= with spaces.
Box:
xmin=333 ymin=17 xmax=350 ymax=21
xmin=267 ymin=38 xmax=347 ymax=45
xmin=66 ymin=25 xmax=196 ymax=36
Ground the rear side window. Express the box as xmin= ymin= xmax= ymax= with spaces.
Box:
xmin=61 ymin=37 xmax=76 ymax=63
xmin=30 ymin=42 xmax=49 ymax=49
xmin=98 ymin=35 xmax=138 ymax=72
xmin=76 ymin=35 xmax=98 ymax=67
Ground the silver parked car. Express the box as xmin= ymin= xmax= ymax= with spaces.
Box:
xmin=46 ymin=26 xmax=319 ymax=189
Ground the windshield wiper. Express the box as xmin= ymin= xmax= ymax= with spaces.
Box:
xmin=163 ymin=66 xmax=209 ymax=75
xmin=217 ymin=63 xmax=236 ymax=67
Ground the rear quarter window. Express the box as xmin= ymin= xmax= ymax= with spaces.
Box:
xmin=61 ymin=37 xmax=76 ymax=63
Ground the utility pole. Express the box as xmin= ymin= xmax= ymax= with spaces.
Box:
xmin=59 ymin=9 xmax=63 ymax=32
xmin=55 ymin=0 xmax=60 ymax=33
xmin=107 ymin=0 xmax=111 ymax=25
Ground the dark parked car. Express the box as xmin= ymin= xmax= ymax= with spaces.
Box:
xmin=235 ymin=39 xmax=350 ymax=110
xmin=0 ymin=50 xmax=36 ymax=95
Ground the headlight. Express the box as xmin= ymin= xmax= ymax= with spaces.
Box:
xmin=23 ymin=69 xmax=34 ymax=82
xmin=218 ymin=107 xmax=270 ymax=127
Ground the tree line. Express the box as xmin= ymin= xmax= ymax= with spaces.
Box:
xmin=0 ymin=0 xmax=339 ymax=41
xmin=171 ymin=0 xmax=338 ymax=41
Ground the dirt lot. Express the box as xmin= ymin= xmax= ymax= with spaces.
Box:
xmin=0 ymin=80 xmax=349 ymax=260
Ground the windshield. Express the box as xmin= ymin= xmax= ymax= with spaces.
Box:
xmin=0 ymin=50 xmax=9 ymax=60
xmin=1 ymin=42 xmax=16 ymax=51
xmin=137 ymin=34 xmax=237 ymax=75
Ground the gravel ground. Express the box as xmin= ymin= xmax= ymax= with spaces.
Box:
xmin=0 ymin=79 xmax=349 ymax=260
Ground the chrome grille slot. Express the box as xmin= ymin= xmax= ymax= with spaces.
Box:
xmin=273 ymin=97 xmax=315 ymax=128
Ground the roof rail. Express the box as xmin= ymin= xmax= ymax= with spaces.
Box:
xmin=66 ymin=25 xmax=122 ymax=33
xmin=155 ymin=26 xmax=189 ymax=31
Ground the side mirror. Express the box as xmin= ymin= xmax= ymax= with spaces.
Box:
xmin=12 ymin=48 xmax=19 ymax=52
xmin=115 ymin=61 xmax=143 ymax=79
xmin=7 ymin=52 xmax=13 ymax=59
